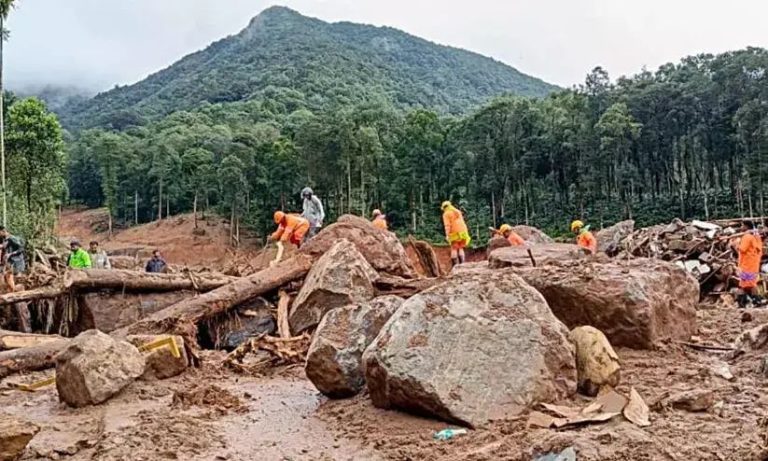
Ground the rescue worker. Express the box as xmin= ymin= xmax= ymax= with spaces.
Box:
xmin=736 ymin=220 xmax=764 ymax=308
xmin=571 ymin=220 xmax=597 ymax=254
xmin=301 ymin=187 xmax=325 ymax=240
xmin=495 ymin=224 xmax=525 ymax=246
xmin=371 ymin=209 xmax=388 ymax=230
xmin=441 ymin=201 xmax=471 ymax=266
xmin=67 ymin=240 xmax=92 ymax=269
xmin=0 ymin=226 xmax=25 ymax=292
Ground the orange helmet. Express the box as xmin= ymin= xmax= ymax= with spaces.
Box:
xmin=273 ymin=211 xmax=285 ymax=224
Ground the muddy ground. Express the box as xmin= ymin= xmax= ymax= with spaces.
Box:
xmin=2 ymin=299 xmax=768 ymax=460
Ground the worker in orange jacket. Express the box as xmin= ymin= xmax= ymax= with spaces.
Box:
xmin=441 ymin=201 xmax=471 ymax=266
xmin=493 ymin=224 xmax=525 ymax=246
xmin=371 ymin=209 xmax=388 ymax=231
xmin=571 ymin=220 xmax=597 ymax=254
xmin=271 ymin=211 xmax=310 ymax=248
xmin=735 ymin=220 xmax=764 ymax=308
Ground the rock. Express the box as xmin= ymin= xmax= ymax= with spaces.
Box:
xmin=126 ymin=335 xmax=188 ymax=379
xmin=489 ymin=243 xmax=582 ymax=269
xmin=514 ymin=258 xmax=698 ymax=349
xmin=742 ymin=311 xmax=754 ymax=323
xmin=363 ymin=271 xmax=576 ymax=428
xmin=79 ymin=291 xmax=194 ymax=333
xmin=290 ymin=239 xmax=379 ymax=333
xmin=568 ymin=326 xmax=620 ymax=396
xmin=0 ymin=413 xmax=39 ymax=461
xmin=306 ymin=296 xmax=404 ymax=398
xmin=665 ymin=389 xmax=715 ymax=412
xmin=511 ymin=225 xmax=554 ymax=244
xmin=55 ymin=330 xmax=145 ymax=407
xmin=487 ymin=236 xmax=511 ymax=256
xmin=301 ymin=215 xmax=416 ymax=278
xmin=623 ymin=388 xmax=651 ymax=427
xmin=596 ymin=220 xmax=635 ymax=255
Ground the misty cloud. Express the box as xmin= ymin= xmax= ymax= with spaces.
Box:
xmin=6 ymin=0 xmax=768 ymax=92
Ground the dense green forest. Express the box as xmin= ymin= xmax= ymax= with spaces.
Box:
xmin=64 ymin=44 xmax=768 ymax=243
xmin=58 ymin=7 xmax=556 ymax=131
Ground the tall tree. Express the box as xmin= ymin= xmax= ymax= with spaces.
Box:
xmin=0 ymin=0 xmax=17 ymax=227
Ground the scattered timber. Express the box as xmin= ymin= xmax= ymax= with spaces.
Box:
xmin=0 ymin=330 xmax=64 ymax=350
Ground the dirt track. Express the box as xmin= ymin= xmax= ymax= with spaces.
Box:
xmin=3 ymin=301 xmax=767 ymax=460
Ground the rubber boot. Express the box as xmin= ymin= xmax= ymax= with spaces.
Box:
xmin=451 ymin=257 xmax=459 ymax=267
xmin=458 ymin=253 xmax=466 ymax=265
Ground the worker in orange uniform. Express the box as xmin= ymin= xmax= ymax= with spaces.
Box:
xmin=571 ymin=220 xmax=597 ymax=254
xmin=441 ymin=201 xmax=471 ymax=266
xmin=371 ymin=209 xmax=388 ymax=230
xmin=735 ymin=220 xmax=764 ymax=308
xmin=270 ymin=211 xmax=310 ymax=267
xmin=494 ymin=224 xmax=525 ymax=246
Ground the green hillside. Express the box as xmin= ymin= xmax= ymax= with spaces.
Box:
xmin=58 ymin=6 xmax=557 ymax=130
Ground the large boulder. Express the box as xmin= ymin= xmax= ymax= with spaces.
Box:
xmin=487 ymin=236 xmax=511 ymax=256
xmin=55 ymin=330 xmax=145 ymax=407
xmin=515 ymin=259 xmax=698 ymax=349
xmin=301 ymin=214 xmax=416 ymax=278
xmin=568 ymin=326 xmax=621 ymax=396
xmin=489 ymin=243 xmax=582 ymax=269
xmin=363 ymin=272 xmax=576 ymax=428
xmin=596 ymin=220 xmax=635 ymax=255
xmin=290 ymin=239 xmax=379 ymax=333
xmin=126 ymin=334 xmax=188 ymax=380
xmin=306 ymin=296 xmax=404 ymax=398
xmin=0 ymin=413 xmax=39 ymax=461
xmin=511 ymin=225 xmax=554 ymax=244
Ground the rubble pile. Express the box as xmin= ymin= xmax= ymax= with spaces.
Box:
xmin=615 ymin=218 xmax=750 ymax=295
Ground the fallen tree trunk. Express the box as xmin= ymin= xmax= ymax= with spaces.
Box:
xmin=122 ymin=255 xmax=314 ymax=339
xmin=0 ymin=286 xmax=64 ymax=306
xmin=64 ymin=269 xmax=238 ymax=293
xmin=0 ymin=338 xmax=70 ymax=379
xmin=0 ymin=330 xmax=64 ymax=350
xmin=374 ymin=274 xmax=443 ymax=298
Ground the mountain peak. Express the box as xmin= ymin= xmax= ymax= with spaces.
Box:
xmin=247 ymin=5 xmax=303 ymax=26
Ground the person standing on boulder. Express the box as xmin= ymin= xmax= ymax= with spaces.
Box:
xmin=271 ymin=211 xmax=310 ymax=248
xmin=371 ymin=209 xmax=388 ymax=231
xmin=301 ymin=187 xmax=325 ymax=240
xmin=571 ymin=220 xmax=597 ymax=254
xmin=441 ymin=201 xmax=471 ymax=266
xmin=735 ymin=220 xmax=764 ymax=308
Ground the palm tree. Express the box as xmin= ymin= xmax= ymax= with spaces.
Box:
xmin=0 ymin=0 xmax=16 ymax=227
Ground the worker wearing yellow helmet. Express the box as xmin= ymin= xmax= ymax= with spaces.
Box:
xmin=441 ymin=201 xmax=471 ymax=266
xmin=371 ymin=209 xmax=388 ymax=231
xmin=494 ymin=224 xmax=525 ymax=246
xmin=571 ymin=220 xmax=597 ymax=254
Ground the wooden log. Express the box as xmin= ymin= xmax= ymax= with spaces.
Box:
xmin=63 ymin=269 xmax=238 ymax=293
xmin=122 ymin=255 xmax=313 ymax=338
xmin=0 ymin=286 xmax=64 ymax=307
xmin=374 ymin=274 xmax=443 ymax=298
xmin=0 ymin=330 xmax=64 ymax=350
xmin=277 ymin=290 xmax=291 ymax=339
xmin=0 ymin=338 xmax=70 ymax=379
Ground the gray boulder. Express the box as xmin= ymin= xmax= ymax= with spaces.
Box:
xmin=363 ymin=272 xmax=576 ymax=428
xmin=290 ymin=239 xmax=379 ymax=333
xmin=489 ymin=243 xmax=582 ymax=269
xmin=55 ymin=330 xmax=145 ymax=407
xmin=596 ymin=220 xmax=635 ymax=255
xmin=306 ymin=296 xmax=404 ymax=398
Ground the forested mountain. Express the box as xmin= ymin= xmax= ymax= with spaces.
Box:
xmin=65 ymin=44 xmax=768 ymax=242
xmin=58 ymin=6 xmax=557 ymax=130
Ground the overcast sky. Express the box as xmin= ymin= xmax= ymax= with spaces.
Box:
xmin=7 ymin=0 xmax=768 ymax=91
